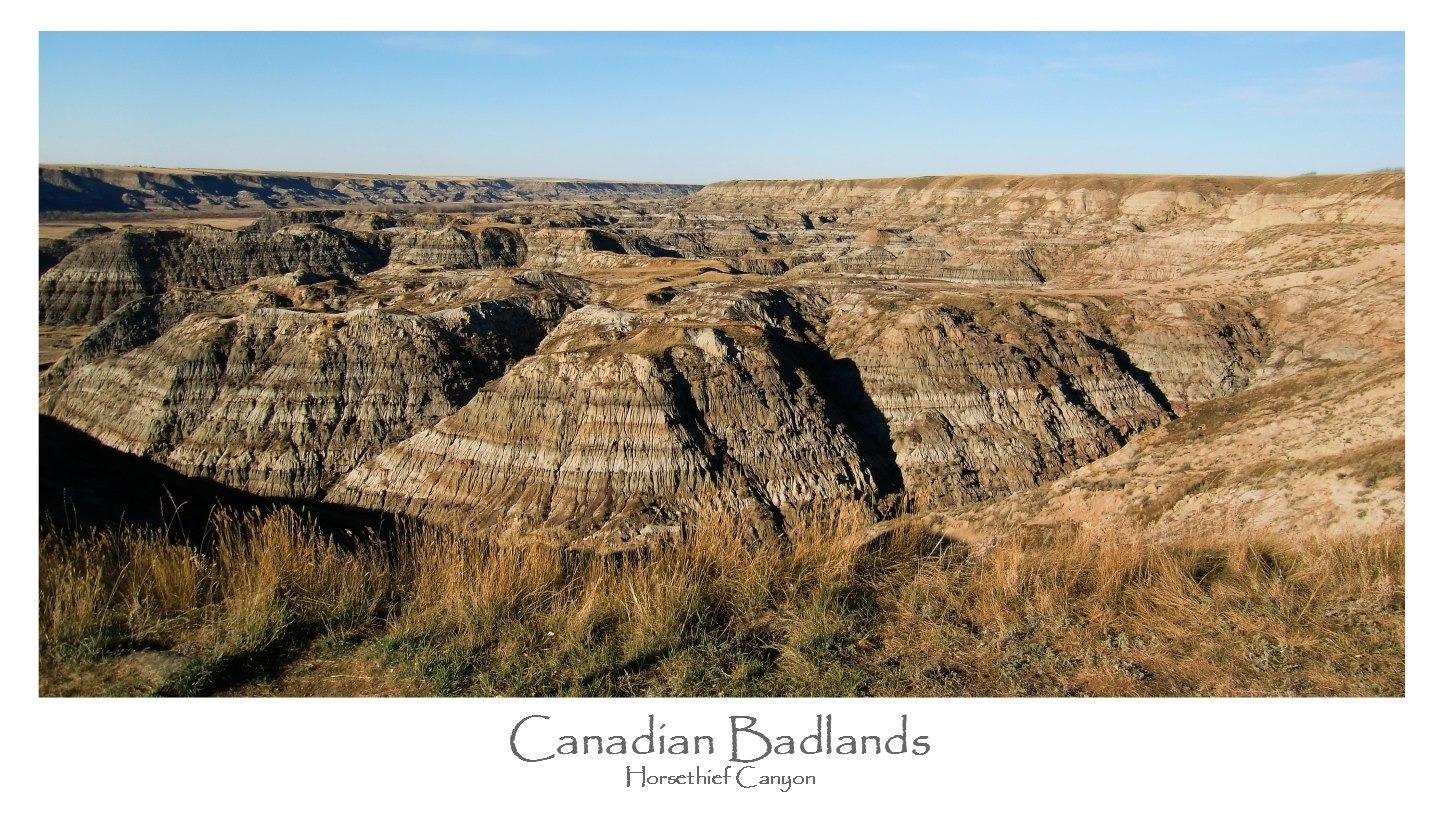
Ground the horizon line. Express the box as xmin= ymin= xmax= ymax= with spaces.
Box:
xmin=40 ymin=161 xmax=1406 ymax=186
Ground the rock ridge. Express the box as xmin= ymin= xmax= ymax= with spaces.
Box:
xmin=41 ymin=164 xmax=703 ymax=215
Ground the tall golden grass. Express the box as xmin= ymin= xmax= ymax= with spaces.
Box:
xmin=39 ymin=504 xmax=1403 ymax=696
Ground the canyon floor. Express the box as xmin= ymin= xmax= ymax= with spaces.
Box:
xmin=38 ymin=167 xmax=1404 ymax=696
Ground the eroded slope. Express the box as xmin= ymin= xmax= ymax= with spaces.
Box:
xmin=39 ymin=171 xmax=1403 ymax=536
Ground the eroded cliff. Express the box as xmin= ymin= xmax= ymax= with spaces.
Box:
xmin=40 ymin=165 xmax=702 ymax=215
xmin=38 ymin=170 xmax=1403 ymax=536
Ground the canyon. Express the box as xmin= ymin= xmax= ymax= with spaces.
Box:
xmin=38 ymin=166 xmax=1404 ymax=542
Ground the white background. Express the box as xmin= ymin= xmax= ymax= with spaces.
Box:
xmin=3 ymin=4 xmax=1431 ymax=817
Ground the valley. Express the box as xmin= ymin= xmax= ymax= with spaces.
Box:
xmin=37 ymin=165 xmax=1405 ymax=696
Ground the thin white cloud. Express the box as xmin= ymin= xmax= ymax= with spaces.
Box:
xmin=380 ymin=33 xmax=736 ymax=62
xmin=380 ymin=33 xmax=553 ymax=58
xmin=1044 ymin=50 xmax=1166 ymax=74
xmin=1175 ymin=55 xmax=1399 ymax=116
xmin=1312 ymin=57 xmax=1401 ymax=86
xmin=1093 ymin=51 xmax=1166 ymax=72
xmin=1210 ymin=57 xmax=1403 ymax=112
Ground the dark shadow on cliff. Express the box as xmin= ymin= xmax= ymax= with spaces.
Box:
xmin=661 ymin=363 xmax=788 ymax=536
xmin=747 ymin=289 xmax=906 ymax=507
xmin=811 ymin=353 xmax=906 ymax=501
xmin=1084 ymin=336 xmax=1177 ymax=418
xmin=39 ymin=415 xmax=408 ymax=550
xmin=767 ymin=333 xmax=906 ymax=505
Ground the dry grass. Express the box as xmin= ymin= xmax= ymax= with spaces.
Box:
xmin=39 ymin=504 xmax=1403 ymax=696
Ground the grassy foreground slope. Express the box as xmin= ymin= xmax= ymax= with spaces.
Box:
xmin=40 ymin=504 xmax=1402 ymax=697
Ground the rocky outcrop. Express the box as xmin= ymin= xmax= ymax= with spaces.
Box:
xmin=685 ymin=174 xmax=1403 ymax=222
xmin=40 ymin=296 xmax=571 ymax=497
xmin=328 ymin=297 xmax=889 ymax=528
xmin=332 ymin=212 xmax=398 ymax=233
xmin=823 ymin=295 xmax=1177 ymax=507
xmin=678 ymin=172 xmax=1403 ymax=287
xmin=39 ymin=229 xmax=170 ymax=324
xmin=385 ymin=225 xmax=525 ymax=270
xmin=40 ymin=165 xmax=702 ymax=215
xmin=1109 ymin=300 xmax=1268 ymax=412
xmin=39 ymin=225 xmax=112 ymax=275
xmin=39 ymin=223 xmax=387 ymax=324
xmin=521 ymin=227 xmax=680 ymax=272
xmin=37 ymin=170 xmax=1401 ymax=537
xmin=327 ymin=286 xmax=1231 ymax=528
xmin=39 ymin=239 xmax=73 ymax=275
xmin=945 ymin=359 xmax=1404 ymax=537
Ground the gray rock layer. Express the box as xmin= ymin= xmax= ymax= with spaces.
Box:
xmin=40 ymin=224 xmax=386 ymax=325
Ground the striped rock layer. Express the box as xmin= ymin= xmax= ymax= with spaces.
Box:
xmin=38 ymin=171 xmax=1399 ymax=533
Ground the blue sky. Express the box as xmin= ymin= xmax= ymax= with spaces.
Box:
xmin=39 ymin=32 xmax=1403 ymax=182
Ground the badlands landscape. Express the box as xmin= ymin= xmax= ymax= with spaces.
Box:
xmin=38 ymin=165 xmax=1404 ymax=696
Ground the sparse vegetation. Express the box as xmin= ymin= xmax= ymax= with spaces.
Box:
xmin=40 ymin=503 xmax=1404 ymax=697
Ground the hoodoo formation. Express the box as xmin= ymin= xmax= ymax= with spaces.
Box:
xmin=39 ymin=166 xmax=1404 ymax=538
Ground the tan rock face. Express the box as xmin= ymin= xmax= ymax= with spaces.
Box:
xmin=675 ymin=173 xmax=1401 ymax=288
xmin=824 ymin=296 xmax=1174 ymax=507
xmin=326 ymin=283 xmax=1251 ymax=529
xmin=384 ymin=226 xmax=526 ymax=270
xmin=946 ymin=358 xmax=1404 ymax=537
xmin=1110 ymin=300 xmax=1267 ymax=412
xmin=327 ymin=296 xmax=897 ymax=528
xmin=522 ymin=227 xmax=682 ymax=272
